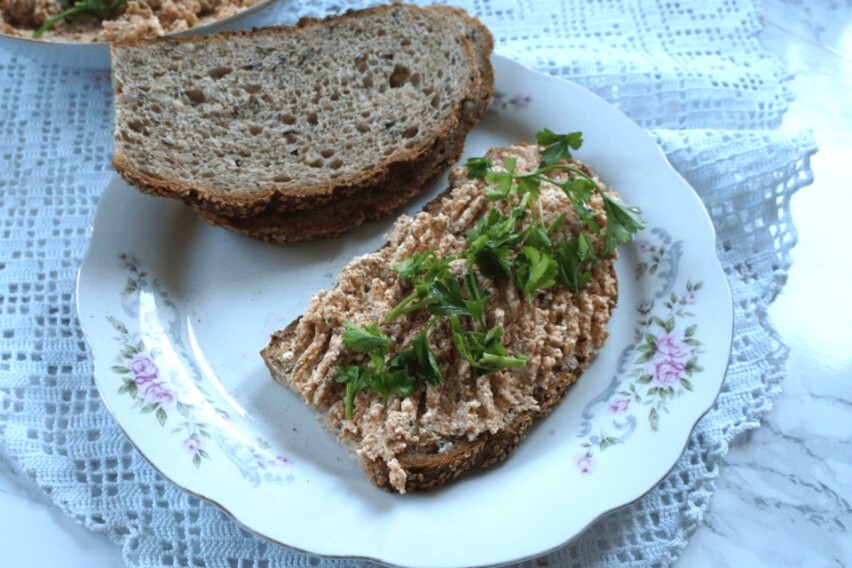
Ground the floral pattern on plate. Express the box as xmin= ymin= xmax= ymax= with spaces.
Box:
xmin=491 ymin=90 xmax=532 ymax=112
xmin=107 ymin=254 xmax=294 ymax=485
xmin=574 ymin=228 xmax=705 ymax=474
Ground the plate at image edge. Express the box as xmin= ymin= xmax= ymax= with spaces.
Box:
xmin=76 ymin=55 xmax=733 ymax=568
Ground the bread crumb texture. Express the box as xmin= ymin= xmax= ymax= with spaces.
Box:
xmin=264 ymin=144 xmax=620 ymax=493
xmin=110 ymin=4 xmax=480 ymax=216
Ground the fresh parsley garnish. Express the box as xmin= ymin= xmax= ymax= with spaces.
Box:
xmin=536 ymin=129 xmax=583 ymax=164
xmin=33 ymin=0 xmax=128 ymax=39
xmin=514 ymin=246 xmax=559 ymax=300
xmin=554 ymin=233 xmax=598 ymax=293
xmin=335 ymin=321 xmax=418 ymax=419
xmin=465 ymin=157 xmax=493 ymax=180
xmin=334 ymin=128 xmax=644 ymax=419
xmin=387 ymin=332 xmax=444 ymax=387
xmin=341 ymin=321 xmax=391 ymax=354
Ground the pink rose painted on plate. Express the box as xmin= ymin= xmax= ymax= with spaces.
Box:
xmin=141 ymin=380 xmax=177 ymax=409
xmin=655 ymin=333 xmax=688 ymax=360
xmin=682 ymin=291 xmax=697 ymax=304
xmin=130 ymin=354 xmax=158 ymax=382
xmin=648 ymin=357 xmax=686 ymax=387
xmin=609 ymin=399 xmax=629 ymax=413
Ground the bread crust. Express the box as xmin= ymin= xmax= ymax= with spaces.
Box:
xmin=189 ymin=6 xmax=495 ymax=241
xmin=110 ymin=3 xmax=487 ymax=218
xmin=263 ymin=276 xmax=616 ymax=492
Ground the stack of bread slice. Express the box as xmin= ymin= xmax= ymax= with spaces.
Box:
xmin=110 ymin=3 xmax=494 ymax=242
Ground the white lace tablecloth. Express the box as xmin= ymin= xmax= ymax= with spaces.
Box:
xmin=0 ymin=0 xmax=816 ymax=566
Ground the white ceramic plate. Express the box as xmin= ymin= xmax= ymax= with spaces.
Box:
xmin=77 ymin=56 xmax=732 ymax=567
xmin=0 ymin=0 xmax=283 ymax=68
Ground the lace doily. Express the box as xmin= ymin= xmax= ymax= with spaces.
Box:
xmin=0 ymin=0 xmax=816 ymax=566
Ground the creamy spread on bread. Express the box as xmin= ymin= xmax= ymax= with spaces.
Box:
xmin=0 ymin=0 xmax=259 ymax=42
xmin=267 ymin=144 xmax=618 ymax=493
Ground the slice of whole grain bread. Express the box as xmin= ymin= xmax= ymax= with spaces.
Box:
xmin=110 ymin=3 xmax=486 ymax=219
xmin=261 ymin=144 xmax=620 ymax=493
xmin=192 ymin=7 xmax=494 ymax=242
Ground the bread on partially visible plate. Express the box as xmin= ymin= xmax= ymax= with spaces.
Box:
xmin=262 ymin=143 xmax=620 ymax=493
xmin=110 ymin=3 xmax=494 ymax=240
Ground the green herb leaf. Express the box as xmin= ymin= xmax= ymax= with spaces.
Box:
xmin=392 ymin=251 xmax=433 ymax=278
xmin=523 ymin=227 xmax=552 ymax=252
xmin=341 ymin=321 xmax=391 ymax=355
xmin=427 ymin=279 xmax=474 ymax=317
xmin=483 ymin=158 xmax=517 ymax=199
xmin=465 ymin=157 xmax=493 ymax=179
xmin=560 ymin=179 xmax=601 ymax=233
xmin=387 ymin=332 xmax=444 ymax=387
xmin=369 ymin=370 xmax=417 ymax=407
xmin=554 ymin=233 xmax=597 ymax=293
xmin=536 ymin=129 xmax=583 ymax=164
xmin=517 ymin=175 xmax=541 ymax=200
xmin=602 ymin=194 xmax=645 ymax=253
xmin=513 ymin=246 xmax=558 ymax=299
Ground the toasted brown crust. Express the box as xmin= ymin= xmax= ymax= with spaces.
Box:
xmin=192 ymin=116 xmax=471 ymax=241
xmin=110 ymin=3 xmax=485 ymax=219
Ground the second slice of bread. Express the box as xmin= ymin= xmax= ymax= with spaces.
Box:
xmin=111 ymin=3 xmax=489 ymax=219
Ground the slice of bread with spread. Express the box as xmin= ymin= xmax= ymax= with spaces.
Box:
xmin=262 ymin=143 xmax=620 ymax=493
xmin=110 ymin=3 xmax=494 ymax=238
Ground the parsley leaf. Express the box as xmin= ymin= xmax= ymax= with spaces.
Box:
xmin=602 ymin=195 xmax=645 ymax=253
xmin=523 ymin=226 xmax=552 ymax=251
xmin=466 ymin=157 xmax=493 ymax=179
xmin=466 ymin=209 xmax=524 ymax=280
xmin=388 ymin=332 xmax=444 ymax=386
xmin=393 ymin=251 xmax=452 ymax=285
xmin=369 ymin=370 xmax=417 ymax=406
xmin=560 ymin=178 xmax=600 ymax=233
xmin=536 ymin=129 xmax=583 ymax=164
xmin=449 ymin=319 xmax=528 ymax=374
xmin=513 ymin=246 xmax=558 ymax=299
xmin=484 ymin=158 xmax=518 ymax=200
xmin=341 ymin=321 xmax=391 ymax=355
xmin=427 ymin=278 xmax=489 ymax=320
xmin=554 ymin=233 xmax=597 ymax=293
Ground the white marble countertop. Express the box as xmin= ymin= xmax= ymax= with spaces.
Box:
xmin=1 ymin=0 xmax=850 ymax=566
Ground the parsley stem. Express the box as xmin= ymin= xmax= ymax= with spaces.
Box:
xmin=384 ymin=291 xmax=418 ymax=322
xmin=33 ymin=5 xmax=87 ymax=38
xmin=344 ymin=382 xmax=356 ymax=420
xmin=516 ymin=164 xmax=594 ymax=181
xmin=424 ymin=316 xmax=439 ymax=333
xmin=33 ymin=0 xmax=128 ymax=39
xmin=479 ymin=353 xmax=529 ymax=368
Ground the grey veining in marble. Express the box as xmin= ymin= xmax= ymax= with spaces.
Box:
xmin=678 ymin=0 xmax=852 ymax=566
